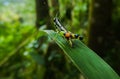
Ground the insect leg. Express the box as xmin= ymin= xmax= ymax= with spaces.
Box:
xmin=68 ymin=37 xmax=73 ymax=47
xmin=53 ymin=17 xmax=67 ymax=32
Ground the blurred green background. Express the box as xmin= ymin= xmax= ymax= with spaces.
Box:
xmin=0 ymin=0 xmax=120 ymax=79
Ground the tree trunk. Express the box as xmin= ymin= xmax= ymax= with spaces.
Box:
xmin=35 ymin=0 xmax=49 ymax=28
xmin=88 ymin=0 xmax=112 ymax=57
xmin=88 ymin=0 xmax=120 ymax=75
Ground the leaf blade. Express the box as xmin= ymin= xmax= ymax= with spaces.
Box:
xmin=45 ymin=30 xmax=120 ymax=79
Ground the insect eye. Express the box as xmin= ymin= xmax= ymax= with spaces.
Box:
xmin=79 ymin=36 xmax=83 ymax=40
xmin=75 ymin=34 xmax=79 ymax=38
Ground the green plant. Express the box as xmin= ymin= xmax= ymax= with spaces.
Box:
xmin=44 ymin=30 xmax=120 ymax=79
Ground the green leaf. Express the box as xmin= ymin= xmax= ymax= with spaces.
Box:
xmin=44 ymin=30 xmax=120 ymax=79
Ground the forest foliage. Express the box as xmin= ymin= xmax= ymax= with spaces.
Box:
xmin=0 ymin=0 xmax=120 ymax=79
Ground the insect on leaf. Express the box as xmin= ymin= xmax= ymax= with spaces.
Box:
xmin=44 ymin=30 xmax=120 ymax=79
